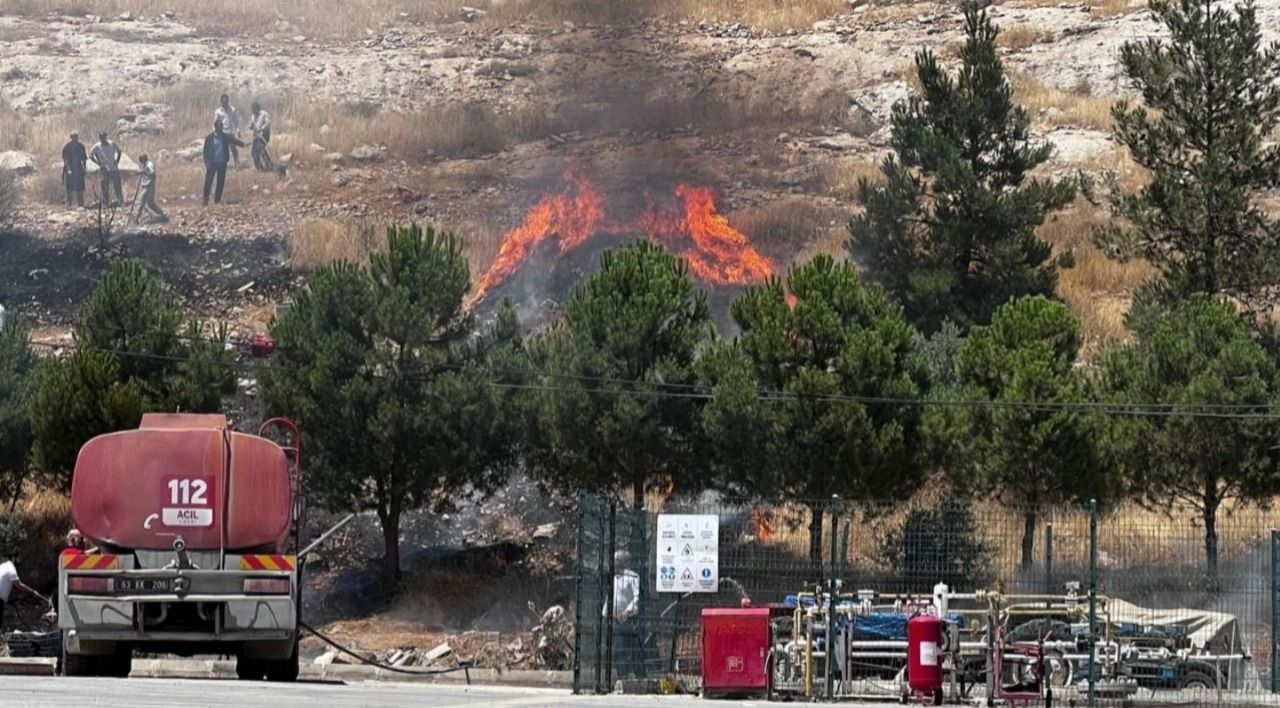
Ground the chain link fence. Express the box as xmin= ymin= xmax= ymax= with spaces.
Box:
xmin=574 ymin=492 xmax=1280 ymax=706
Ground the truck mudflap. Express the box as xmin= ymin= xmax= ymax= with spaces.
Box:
xmin=60 ymin=554 xmax=298 ymax=639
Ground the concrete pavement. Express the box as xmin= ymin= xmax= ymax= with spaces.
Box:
xmin=0 ymin=677 xmax=907 ymax=708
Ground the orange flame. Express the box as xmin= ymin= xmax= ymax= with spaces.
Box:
xmin=748 ymin=506 xmax=775 ymax=543
xmin=472 ymin=172 xmax=773 ymax=302
xmin=668 ymin=185 xmax=773 ymax=285
xmin=474 ymin=171 xmax=605 ymax=298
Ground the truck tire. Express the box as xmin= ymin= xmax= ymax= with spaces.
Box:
xmin=1181 ymin=671 xmax=1218 ymax=690
xmin=265 ymin=643 xmax=299 ymax=683
xmin=61 ymin=650 xmax=98 ymax=677
xmin=236 ymin=656 xmax=266 ymax=681
xmin=102 ymin=644 xmax=132 ymax=678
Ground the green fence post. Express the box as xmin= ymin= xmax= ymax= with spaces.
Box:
xmin=1272 ymin=529 xmax=1279 ymax=693
xmin=1044 ymin=522 xmax=1053 ymax=596
xmin=572 ymin=492 xmax=586 ymax=694
xmin=826 ymin=496 xmax=840 ymax=700
xmin=593 ymin=497 xmax=607 ymax=693
xmin=1087 ymin=499 xmax=1098 ymax=708
xmin=603 ymin=501 xmax=617 ymax=691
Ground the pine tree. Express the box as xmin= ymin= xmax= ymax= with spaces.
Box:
xmin=1096 ymin=0 xmax=1280 ymax=316
xmin=30 ymin=260 xmax=233 ymax=480
xmin=1101 ymin=295 xmax=1280 ymax=585
xmin=0 ymin=316 xmax=35 ymax=508
xmin=701 ymin=255 xmax=927 ymax=562
xmin=261 ymin=225 xmax=519 ymax=591
xmin=848 ymin=1 xmax=1079 ymax=334
xmin=526 ymin=240 xmax=713 ymax=509
xmin=925 ymin=296 xmax=1113 ymax=571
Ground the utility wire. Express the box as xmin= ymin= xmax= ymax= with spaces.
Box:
xmin=27 ymin=338 xmax=1280 ymax=420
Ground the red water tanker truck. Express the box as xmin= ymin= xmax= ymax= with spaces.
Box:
xmin=58 ymin=413 xmax=303 ymax=680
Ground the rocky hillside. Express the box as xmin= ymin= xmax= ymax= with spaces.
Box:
xmin=3 ymin=0 xmax=1277 ymax=348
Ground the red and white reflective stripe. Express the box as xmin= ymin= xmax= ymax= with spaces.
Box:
xmin=238 ymin=555 xmax=295 ymax=571
xmin=67 ymin=576 xmax=111 ymax=593
xmin=61 ymin=552 xmax=120 ymax=570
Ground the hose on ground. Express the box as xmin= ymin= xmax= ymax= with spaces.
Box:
xmin=299 ymin=620 xmax=473 ymax=681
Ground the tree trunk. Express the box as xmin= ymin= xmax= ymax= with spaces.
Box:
xmin=1020 ymin=509 xmax=1038 ymax=573
xmin=379 ymin=507 xmax=401 ymax=595
xmin=632 ymin=480 xmax=644 ymax=510
xmin=808 ymin=504 xmax=824 ymax=565
xmin=1203 ymin=500 xmax=1219 ymax=589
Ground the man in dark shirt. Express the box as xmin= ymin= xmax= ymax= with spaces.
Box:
xmin=61 ymin=132 xmax=87 ymax=208
xmin=202 ymin=119 xmax=246 ymax=206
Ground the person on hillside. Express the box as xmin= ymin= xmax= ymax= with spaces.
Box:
xmin=136 ymin=154 xmax=167 ymax=223
xmin=61 ymin=132 xmax=87 ymax=208
xmin=0 ymin=549 xmax=54 ymax=626
xmin=89 ymin=132 xmax=124 ymax=207
xmin=213 ymin=94 xmax=241 ymax=168
xmin=202 ymin=118 xmax=246 ymax=206
xmin=248 ymin=102 xmax=273 ymax=172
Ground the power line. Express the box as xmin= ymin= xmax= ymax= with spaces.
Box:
xmin=28 ymin=336 xmax=1280 ymax=420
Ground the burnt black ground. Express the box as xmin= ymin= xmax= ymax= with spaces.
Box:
xmin=0 ymin=228 xmax=293 ymax=326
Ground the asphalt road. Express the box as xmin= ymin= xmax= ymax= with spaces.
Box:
xmin=0 ymin=678 xmax=907 ymax=708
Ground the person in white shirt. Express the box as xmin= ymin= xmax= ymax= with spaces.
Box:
xmin=608 ymin=550 xmax=643 ymax=679
xmin=248 ymin=102 xmax=273 ymax=172
xmin=213 ymin=94 xmax=241 ymax=168
xmin=0 ymin=549 xmax=53 ymax=624
xmin=135 ymin=154 xmax=166 ymax=223
xmin=89 ymin=132 xmax=124 ymax=207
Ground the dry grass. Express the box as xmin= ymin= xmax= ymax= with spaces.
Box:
xmin=731 ymin=198 xmax=836 ymax=260
xmin=758 ymin=487 xmax=1280 ymax=580
xmin=289 ymin=218 xmax=501 ymax=278
xmin=820 ymin=156 xmax=884 ymax=201
xmin=996 ymin=25 xmax=1056 ymax=51
xmin=1012 ymin=74 xmax=1116 ymax=131
xmin=289 ymin=217 xmax=387 ymax=270
xmin=4 ymin=0 xmax=849 ymax=36
xmin=1038 ymin=199 xmax=1154 ymax=352
xmin=13 ymin=485 xmax=73 ymax=591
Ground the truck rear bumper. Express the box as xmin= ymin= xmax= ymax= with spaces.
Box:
xmin=61 ymin=595 xmax=296 ymax=635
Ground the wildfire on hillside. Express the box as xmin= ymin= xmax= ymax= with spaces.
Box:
xmin=471 ymin=171 xmax=774 ymax=303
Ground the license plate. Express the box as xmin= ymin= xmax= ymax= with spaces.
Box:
xmin=114 ymin=578 xmax=173 ymax=593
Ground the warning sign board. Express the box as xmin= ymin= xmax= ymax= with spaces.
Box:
xmin=656 ymin=514 xmax=718 ymax=593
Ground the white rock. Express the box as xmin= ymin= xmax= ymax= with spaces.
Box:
xmin=348 ymin=144 xmax=383 ymax=162
xmin=424 ymin=643 xmax=452 ymax=662
xmin=0 ymin=151 xmax=37 ymax=175
xmin=816 ymin=134 xmax=860 ymax=151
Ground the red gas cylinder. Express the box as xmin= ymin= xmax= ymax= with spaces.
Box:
xmin=907 ymin=614 xmax=944 ymax=704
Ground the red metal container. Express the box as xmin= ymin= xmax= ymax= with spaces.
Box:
xmin=72 ymin=414 xmax=293 ymax=553
xmin=907 ymin=614 xmax=944 ymax=704
xmin=701 ymin=607 xmax=770 ymax=698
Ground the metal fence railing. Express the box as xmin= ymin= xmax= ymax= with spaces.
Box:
xmin=573 ymin=492 xmax=1280 ymax=706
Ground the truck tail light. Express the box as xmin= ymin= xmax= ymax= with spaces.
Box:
xmin=243 ymin=578 xmax=291 ymax=594
xmin=67 ymin=576 xmax=111 ymax=594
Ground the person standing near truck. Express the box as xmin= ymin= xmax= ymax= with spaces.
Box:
xmin=0 ymin=549 xmax=54 ymax=625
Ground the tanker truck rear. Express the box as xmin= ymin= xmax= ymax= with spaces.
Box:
xmin=58 ymin=414 xmax=304 ymax=680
